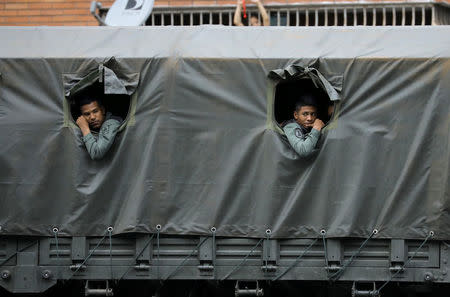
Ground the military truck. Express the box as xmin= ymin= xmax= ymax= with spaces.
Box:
xmin=0 ymin=26 xmax=449 ymax=296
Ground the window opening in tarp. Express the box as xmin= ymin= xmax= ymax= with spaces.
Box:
xmin=68 ymin=82 xmax=131 ymax=124
xmin=62 ymin=57 xmax=139 ymax=130
xmin=274 ymin=79 xmax=333 ymax=127
xmin=268 ymin=61 xmax=343 ymax=131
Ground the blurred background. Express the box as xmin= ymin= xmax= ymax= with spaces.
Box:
xmin=0 ymin=0 xmax=449 ymax=26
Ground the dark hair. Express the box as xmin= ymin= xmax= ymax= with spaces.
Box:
xmin=78 ymin=96 xmax=102 ymax=109
xmin=294 ymin=93 xmax=318 ymax=112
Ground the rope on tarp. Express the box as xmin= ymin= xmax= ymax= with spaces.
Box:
xmin=376 ymin=231 xmax=434 ymax=294
xmin=0 ymin=240 xmax=38 ymax=269
xmin=328 ymin=229 xmax=378 ymax=281
xmin=221 ymin=238 xmax=265 ymax=281
xmin=52 ymin=227 xmax=60 ymax=279
xmin=156 ymin=224 xmax=161 ymax=280
xmin=108 ymin=226 xmax=113 ymax=280
xmin=211 ymin=227 xmax=217 ymax=279
xmin=272 ymin=235 xmax=320 ymax=281
xmin=321 ymin=230 xmax=329 ymax=270
xmin=52 ymin=227 xmax=60 ymax=261
xmin=264 ymin=229 xmax=271 ymax=270
xmin=68 ymin=228 xmax=109 ymax=280
xmin=164 ymin=236 xmax=209 ymax=281
xmin=119 ymin=232 xmax=156 ymax=281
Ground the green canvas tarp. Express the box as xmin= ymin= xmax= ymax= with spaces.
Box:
xmin=0 ymin=26 xmax=449 ymax=240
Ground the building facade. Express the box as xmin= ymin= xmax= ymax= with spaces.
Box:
xmin=0 ymin=0 xmax=449 ymax=26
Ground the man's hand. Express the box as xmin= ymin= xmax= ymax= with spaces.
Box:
xmin=312 ymin=119 xmax=325 ymax=131
xmin=76 ymin=116 xmax=91 ymax=136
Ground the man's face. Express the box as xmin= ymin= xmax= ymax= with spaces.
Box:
xmin=294 ymin=105 xmax=317 ymax=128
xmin=80 ymin=101 xmax=105 ymax=130
xmin=250 ymin=16 xmax=260 ymax=26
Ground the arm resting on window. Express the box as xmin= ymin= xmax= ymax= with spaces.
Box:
xmin=82 ymin=119 xmax=121 ymax=160
xmin=283 ymin=124 xmax=320 ymax=157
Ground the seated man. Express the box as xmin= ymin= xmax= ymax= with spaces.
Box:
xmin=283 ymin=95 xmax=325 ymax=157
xmin=76 ymin=97 xmax=122 ymax=160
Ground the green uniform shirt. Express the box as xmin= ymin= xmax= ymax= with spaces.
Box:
xmin=283 ymin=121 xmax=320 ymax=157
xmin=82 ymin=113 xmax=121 ymax=160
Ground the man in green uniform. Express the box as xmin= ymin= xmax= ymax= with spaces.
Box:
xmin=283 ymin=95 xmax=324 ymax=157
xmin=76 ymin=97 xmax=122 ymax=160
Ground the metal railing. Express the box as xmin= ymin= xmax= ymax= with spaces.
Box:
xmin=95 ymin=2 xmax=450 ymax=26
xmin=148 ymin=3 xmax=450 ymax=26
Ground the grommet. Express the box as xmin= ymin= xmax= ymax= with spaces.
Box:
xmin=156 ymin=224 xmax=162 ymax=231
xmin=42 ymin=270 xmax=52 ymax=280
xmin=372 ymin=229 xmax=379 ymax=235
xmin=107 ymin=226 xmax=114 ymax=232
xmin=424 ymin=272 xmax=434 ymax=283
xmin=320 ymin=229 xmax=326 ymax=235
xmin=265 ymin=229 xmax=272 ymax=235
xmin=1 ymin=270 xmax=11 ymax=280
xmin=52 ymin=227 xmax=59 ymax=234
xmin=211 ymin=227 xmax=217 ymax=233
xmin=429 ymin=231 xmax=435 ymax=237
